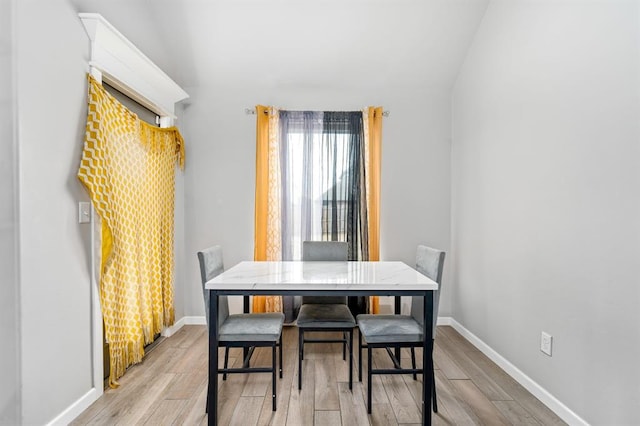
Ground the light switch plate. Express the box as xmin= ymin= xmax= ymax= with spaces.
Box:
xmin=78 ymin=202 xmax=91 ymax=224
xmin=540 ymin=331 xmax=552 ymax=356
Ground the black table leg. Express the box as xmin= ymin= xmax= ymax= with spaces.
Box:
xmin=208 ymin=291 xmax=219 ymax=425
xmin=243 ymin=295 xmax=250 ymax=313
xmin=395 ymin=296 xmax=402 ymax=362
xmin=422 ymin=291 xmax=433 ymax=426
xmin=243 ymin=296 xmax=250 ymax=361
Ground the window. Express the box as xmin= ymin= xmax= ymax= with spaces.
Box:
xmin=253 ymin=105 xmax=383 ymax=315
xmin=279 ymin=111 xmax=368 ymax=261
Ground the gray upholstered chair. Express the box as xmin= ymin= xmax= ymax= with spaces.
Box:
xmin=297 ymin=241 xmax=355 ymax=391
xmin=198 ymin=245 xmax=284 ymax=411
xmin=356 ymin=245 xmax=445 ymax=414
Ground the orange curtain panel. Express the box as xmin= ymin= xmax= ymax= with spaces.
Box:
xmin=254 ymin=105 xmax=270 ymax=261
xmin=367 ymin=106 xmax=383 ymax=313
xmin=253 ymin=105 xmax=283 ymax=313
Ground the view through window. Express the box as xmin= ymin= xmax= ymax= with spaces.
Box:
xmin=283 ymin=131 xmax=351 ymax=259
xmin=279 ymin=111 xmax=367 ymax=261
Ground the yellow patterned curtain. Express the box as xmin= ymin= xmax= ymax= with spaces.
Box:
xmin=78 ymin=75 xmax=185 ymax=387
xmin=365 ymin=106 xmax=382 ymax=314
xmin=253 ymin=105 xmax=283 ymax=313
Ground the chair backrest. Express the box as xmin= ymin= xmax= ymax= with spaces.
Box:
xmin=302 ymin=241 xmax=349 ymax=261
xmin=411 ymin=245 xmax=446 ymax=337
xmin=197 ymin=245 xmax=228 ymax=330
xmin=302 ymin=241 xmax=348 ymax=304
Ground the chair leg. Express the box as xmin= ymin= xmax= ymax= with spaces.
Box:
xmin=431 ymin=356 xmax=438 ymax=413
xmin=279 ymin=335 xmax=283 ymax=379
xmin=298 ymin=329 xmax=303 ymax=390
xmin=271 ymin=343 xmax=277 ymax=411
xmin=358 ymin=331 xmax=363 ymax=382
xmin=367 ymin=346 xmax=373 ymax=414
xmin=342 ymin=331 xmax=347 ymax=360
xmin=272 ymin=345 xmax=277 ymax=411
xmin=410 ymin=347 xmax=417 ymax=381
xmin=223 ymin=347 xmax=230 ymax=381
xmin=348 ymin=328 xmax=353 ymax=390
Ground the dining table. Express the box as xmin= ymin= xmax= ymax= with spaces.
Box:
xmin=205 ymin=260 xmax=439 ymax=426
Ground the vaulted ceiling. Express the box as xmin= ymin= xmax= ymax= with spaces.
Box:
xmin=71 ymin=0 xmax=489 ymax=92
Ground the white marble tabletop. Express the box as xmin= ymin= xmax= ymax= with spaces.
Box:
xmin=205 ymin=261 xmax=438 ymax=292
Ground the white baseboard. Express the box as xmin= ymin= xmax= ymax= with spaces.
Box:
xmin=161 ymin=316 xmax=186 ymax=337
xmin=436 ymin=316 xmax=452 ymax=326
xmin=46 ymin=388 xmax=99 ymax=426
xmin=183 ymin=315 xmax=207 ymax=325
xmin=160 ymin=316 xmax=206 ymax=337
xmin=446 ymin=318 xmax=588 ymax=426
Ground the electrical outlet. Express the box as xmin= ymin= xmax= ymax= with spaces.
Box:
xmin=540 ymin=331 xmax=552 ymax=356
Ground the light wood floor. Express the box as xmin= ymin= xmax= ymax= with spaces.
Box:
xmin=72 ymin=325 xmax=566 ymax=426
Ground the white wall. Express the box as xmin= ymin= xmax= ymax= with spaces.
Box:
xmin=16 ymin=1 xmax=186 ymax=423
xmin=183 ymin=84 xmax=453 ymax=316
xmin=0 ymin=0 xmax=20 ymax=423
xmin=452 ymin=1 xmax=640 ymax=424
xmin=178 ymin=0 xmax=487 ymax=318
xmin=174 ymin=103 xmax=187 ymax=321
xmin=17 ymin=3 xmax=92 ymax=423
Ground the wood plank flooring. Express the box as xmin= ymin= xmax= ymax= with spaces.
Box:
xmin=71 ymin=325 xmax=566 ymax=426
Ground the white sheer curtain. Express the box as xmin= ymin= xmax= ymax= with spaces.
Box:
xmin=280 ymin=111 xmax=324 ymax=260
xmin=278 ymin=110 xmax=369 ymax=320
